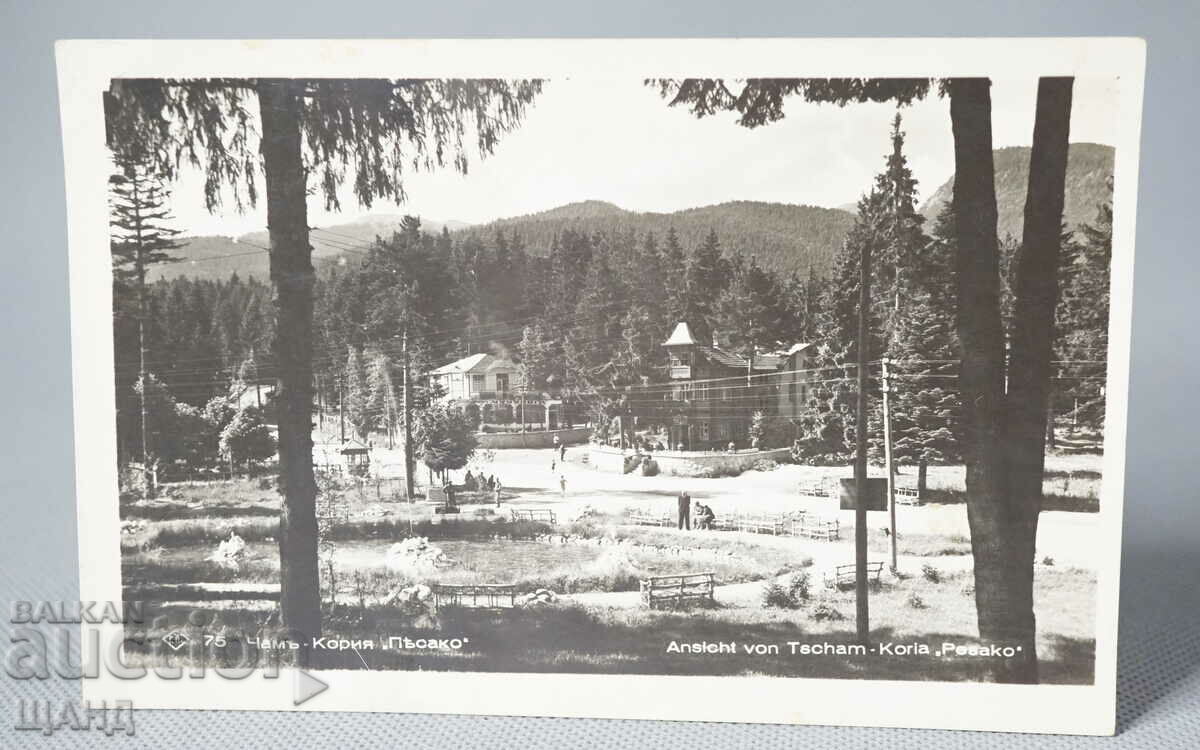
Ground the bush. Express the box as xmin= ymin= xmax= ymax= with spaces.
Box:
xmin=787 ymin=571 xmax=811 ymax=602
xmin=752 ymin=458 xmax=779 ymax=472
xmin=906 ymin=592 xmax=928 ymax=609
xmin=1041 ymin=555 xmax=1056 ymax=566
xmin=761 ymin=571 xmax=811 ymax=609
xmin=921 ymin=563 xmax=942 ymax=584
xmin=640 ymin=458 xmax=659 ymax=476
xmin=761 ymin=581 xmax=793 ymax=609
xmin=810 ymin=601 xmax=845 ymax=622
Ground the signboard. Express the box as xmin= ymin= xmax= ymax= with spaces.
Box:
xmin=839 ymin=477 xmax=887 ymax=511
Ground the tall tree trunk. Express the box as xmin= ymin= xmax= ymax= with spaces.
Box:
xmin=948 ymin=77 xmax=1074 ymax=684
xmin=1004 ymin=77 xmax=1074 ymax=681
xmin=948 ymin=78 xmax=1031 ymax=682
xmin=259 ymin=79 xmax=322 ymax=648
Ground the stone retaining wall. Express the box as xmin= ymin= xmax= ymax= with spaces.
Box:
xmin=475 ymin=427 xmax=591 ymax=449
xmin=587 ymin=445 xmax=791 ymax=477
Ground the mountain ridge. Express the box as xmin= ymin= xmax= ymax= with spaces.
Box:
xmin=154 ymin=143 xmax=1114 ymax=283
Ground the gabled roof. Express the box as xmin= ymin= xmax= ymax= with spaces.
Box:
xmin=430 ymin=353 xmax=515 ymax=375
xmin=696 ymin=346 xmax=784 ymax=372
xmin=662 ymin=321 xmax=699 ymax=347
xmin=785 ymin=342 xmax=815 ymax=356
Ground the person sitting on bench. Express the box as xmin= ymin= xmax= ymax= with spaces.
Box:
xmin=694 ymin=502 xmax=715 ymax=530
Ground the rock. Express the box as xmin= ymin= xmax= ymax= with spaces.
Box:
xmin=208 ymin=532 xmax=246 ymax=565
xmin=384 ymin=537 xmax=452 ymax=573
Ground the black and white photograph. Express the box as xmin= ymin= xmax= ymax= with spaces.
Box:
xmin=55 ymin=38 xmax=1145 ymax=733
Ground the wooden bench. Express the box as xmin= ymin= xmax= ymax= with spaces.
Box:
xmin=432 ymin=583 xmax=517 ymax=609
xmin=824 ymin=562 xmax=885 ymax=590
xmin=640 ymin=572 xmax=715 ymax=609
xmin=628 ymin=511 xmax=674 ymax=527
xmin=798 ymin=482 xmax=835 ymax=500
xmin=510 ymin=508 xmax=557 ymax=524
xmin=894 ymin=486 xmax=922 ymax=506
xmin=726 ymin=512 xmax=786 ymax=535
xmin=787 ymin=513 xmax=841 ymax=541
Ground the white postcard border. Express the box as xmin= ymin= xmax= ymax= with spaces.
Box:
xmin=56 ymin=37 xmax=1145 ymax=735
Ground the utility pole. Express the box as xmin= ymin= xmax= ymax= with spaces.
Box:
xmin=251 ymin=347 xmax=261 ymax=408
xmin=402 ymin=327 xmax=414 ymax=502
xmin=338 ymin=372 xmax=345 ymax=444
xmin=882 ymin=357 xmax=897 ymax=573
xmin=854 ymin=236 xmax=872 ymax=647
xmin=316 ymin=373 xmax=323 ymax=433
xmin=386 ymin=378 xmax=395 ymax=450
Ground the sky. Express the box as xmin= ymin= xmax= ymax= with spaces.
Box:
xmin=161 ymin=76 xmax=1120 ymax=237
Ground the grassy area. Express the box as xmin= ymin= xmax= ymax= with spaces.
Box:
xmin=125 ymin=563 xmax=1094 ymax=683
xmin=119 ymin=473 xmax=1096 ymax=684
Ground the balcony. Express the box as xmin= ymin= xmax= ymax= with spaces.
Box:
xmin=462 ymin=390 xmax=515 ymax=401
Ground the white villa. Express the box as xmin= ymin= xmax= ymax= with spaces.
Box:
xmin=429 ymin=353 xmax=518 ymax=402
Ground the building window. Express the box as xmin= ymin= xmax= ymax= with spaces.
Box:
xmin=471 ymin=374 xmax=485 ymax=393
xmin=699 ymin=422 xmax=710 ymax=441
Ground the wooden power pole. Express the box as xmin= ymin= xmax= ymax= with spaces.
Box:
xmin=402 ymin=327 xmax=414 ymax=502
xmin=338 ymin=372 xmax=345 ymax=444
xmin=882 ymin=357 xmax=898 ymax=572
xmin=854 ymin=236 xmax=872 ymax=646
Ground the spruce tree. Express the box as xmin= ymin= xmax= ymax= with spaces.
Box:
xmin=109 ymin=156 xmax=182 ymax=494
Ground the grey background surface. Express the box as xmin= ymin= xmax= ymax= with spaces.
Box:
xmin=1 ymin=0 xmax=1197 ymax=746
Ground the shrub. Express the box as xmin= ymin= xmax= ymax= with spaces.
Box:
xmin=761 ymin=581 xmax=794 ymax=609
xmin=921 ymin=563 xmax=941 ymax=583
xmin=752 ymin=458 xmax=779 ymax=472
xmin=787 ymin=571 xmax=811 ymax=603
xmin=761 ymin=571 xmax=811 ymax=609
xmin=1041 ymin=556 xmax=1056 ymax=566
xmin=641 ymin=459 xmax=659 ymax=477
xmin=906 ymin=592 xmax=928 ymax=609
xmin=810 ymin=601 xmax=845 ymax=622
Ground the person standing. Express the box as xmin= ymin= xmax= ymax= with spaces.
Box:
xmin=493 ymin=478 xmax=502 ymax=508
xmin=559 ymin=474 xmax=567 ymax=498
xmin=559 ymin=442 xmax=566 ymax=462
xmin=677 ymin=490 xmax=691 ymax=530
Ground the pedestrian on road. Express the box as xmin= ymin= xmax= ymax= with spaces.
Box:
xmin=677 ymin=490 xmax=691 ymax=530
xmin=559 ymin=443 xmax=566 ymax=462
xmin=559 ymin=475 xmax=567 ymax=498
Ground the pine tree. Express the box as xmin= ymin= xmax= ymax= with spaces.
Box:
xmin=684 ymin=228 xmax=728 ymax=344
xmin=366 ymin=352 xmax=399 ymax=447
xmin=1054 ymin=177 xmax=1111 ymax=432
xmin=661 ymin=227 xmax=689 ymax=324
xmin=109 ymin=155 xmax=182 ymax=494
xmin=344 ymin=347 xmax=373 ymax=440
xmin=565 ymin=252 xmax=626 ymax=422
xmin=715 ymin=252 xmax=779 ymax=392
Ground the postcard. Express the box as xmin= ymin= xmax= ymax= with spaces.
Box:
xmin=55 ymin=37 xmax=1143 ymax=734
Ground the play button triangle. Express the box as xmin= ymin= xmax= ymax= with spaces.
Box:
xmin=294 ymin=669 xmax=329 ymax=706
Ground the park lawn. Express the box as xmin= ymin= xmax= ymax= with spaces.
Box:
xmin=125 ymin=561 xmax=1094 ymax=684
xmin=124 ymin=530 xmax=807 ymax=600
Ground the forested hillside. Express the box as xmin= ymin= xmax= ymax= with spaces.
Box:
xmin=457 ymin=200 xmax=856 ymax=277
xmin=920 ymin=143 xmax=1114 ymax=241
xmin=151 ymin=216 xmax=468 ymax=283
